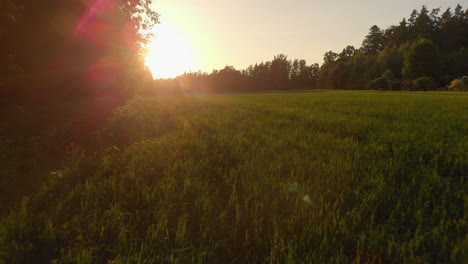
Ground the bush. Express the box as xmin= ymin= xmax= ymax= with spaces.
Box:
xmin=401 ymin=80 xmax=412 ymax=91
xmin=448 ymin=76 xmax=468 ymax=91
xmin=382 ymin=69 xmax=396 ymax=81
xmin=366 ymin=77 xmax=387 ymax=90
xmin=412 ymin=77 xmax=436 ymax=91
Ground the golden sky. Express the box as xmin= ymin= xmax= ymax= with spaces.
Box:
xmin=146 ymin=0 xmax=462 ymax=78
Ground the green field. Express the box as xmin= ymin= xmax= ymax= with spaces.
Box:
xmin=1 ymin=91 xmax=467 ymax=263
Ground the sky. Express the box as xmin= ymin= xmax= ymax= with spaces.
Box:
xmin=150 ymin=0 xmax=464 ymax=73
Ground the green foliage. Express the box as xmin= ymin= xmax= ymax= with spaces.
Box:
xmin=270 ymin=54 xmax=292 ymax=89
xmin=319 ymin=51 xmax=380 ymax=90
xmin=178 ymin=54 xmax=320 ymax=92
xmin=378 ymin=47 xmax=404 ymax=78
xmin=442 ymin=48 xmax=468 ymax=80
xmin=401 ymin=80 xmax=413 ymax=91
xmin=448 ymin=76 xmax=468 ymax=91
xmin=1 ymin=0 xmax=158 ymax=103
xmin=1 ymin=92 xmax=467 ymax=263
xmin=412 ymin=77 xmax=436 ymax=91
xmin=382 ymin=69 xmax=396 ymax=81
xmin=362 ymin=25 xmax=385 ymax=54
xmin=316 ymin=4 xmax=467 ymax=91
xmin=366 ymin=77 xmax=387 ymax=90
xmin=323 ymin=51 xmax=339 ymax=65
xmin=403 ymin=38 xmax=440 ymax=80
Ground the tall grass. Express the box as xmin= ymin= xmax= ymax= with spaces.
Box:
xmin=1 ymin=91 xmax=467 ymax=263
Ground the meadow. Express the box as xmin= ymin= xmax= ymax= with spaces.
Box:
xmin=0 ymin=91 xmax=467 ymax=263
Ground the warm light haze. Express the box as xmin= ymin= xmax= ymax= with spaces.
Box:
xmin=147 ymin=0 xmax=462 ymax=78
xmin=145 ymin=23 xmax=198 ymax=79
xmin=2 ymin=0 xmax=467 ymax=262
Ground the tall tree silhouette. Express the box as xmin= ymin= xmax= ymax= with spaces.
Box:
xmin=1 ymin=0 xmax=158 ymax=102
xmin=362 ymin=25 xmax=385 ymax=54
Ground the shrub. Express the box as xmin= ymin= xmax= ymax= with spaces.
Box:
xmin=448 ymin=76 xmax=468 ymax=91
xmin=401 ymin=80 xmax=412 ymax=91
xmin=366 ymin=77 xmax=387 ymax=90
xmin=382 ymin=69 xmax=396 ymax=81
xmin=412 ymin=77 xmax=436 ymax=91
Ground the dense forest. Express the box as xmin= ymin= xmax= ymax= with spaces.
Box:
xmin=320 ymin=5 xmax=468 ymax=91
xmin=152 ymin=4 xmax=468 ymax=93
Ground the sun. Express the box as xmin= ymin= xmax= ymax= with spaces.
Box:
xmin=144 ymin=24 xmax=197 ymax=79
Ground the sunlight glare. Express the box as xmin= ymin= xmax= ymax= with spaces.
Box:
xmin=145 ymin=24 xmax=197 ymax=79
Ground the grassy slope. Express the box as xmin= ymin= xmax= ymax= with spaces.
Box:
xmin=1 ymin=91 xmax=467 ymax=263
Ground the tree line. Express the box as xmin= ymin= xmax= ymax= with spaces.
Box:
xmin=321 ymin=4 xmax=468 ymax=91
xmin=1 ymin=2 xmax=467 ymax=103
xmin=153 ymin=4 xmax=468 ymax=93
xmin=151 ymin=54 xmax=320 ymax=94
